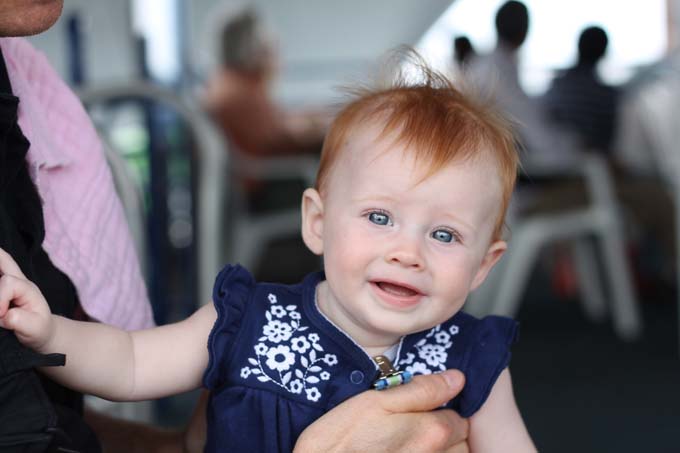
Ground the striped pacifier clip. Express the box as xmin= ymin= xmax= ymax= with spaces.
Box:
xmin=372 ymin=354 xmax=413 ymax=390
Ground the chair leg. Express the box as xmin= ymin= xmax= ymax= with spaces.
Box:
xmin=572 ymin=237 xmax=607 ymax=322
xmin=598 ymin=223 xmax=643 ymax=341
xmin=489 ymin=225 xmax=544 ymax=317
xmin=674 ymin=187 xmax=680 ymax=356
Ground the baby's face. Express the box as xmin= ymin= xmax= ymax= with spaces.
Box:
xmin=315 ymin=124 xmax=506 ymax=346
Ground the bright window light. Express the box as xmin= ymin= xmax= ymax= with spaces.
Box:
xmin=132 ymin=0 xmax=180 ymax=83
xmin=418 ymin=0 xmax=668 ymax=94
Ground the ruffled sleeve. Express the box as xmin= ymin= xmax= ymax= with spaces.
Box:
xmin=203 ymin=264 xmax=255 ymax=390
xmin=452 ymin=315 xmax=518 ymax=417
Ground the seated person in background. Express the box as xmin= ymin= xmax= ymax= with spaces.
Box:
xmin=202 ymin=6 xmax=331 ymax=215
xmin=201 ymin=6 xmax=328 ymax=158
xmin=453 ymin=35 xmax=477 ymax=72
xmin=467 ymin=0 xmax=578 ymax=165
xmin=0 ymin=53 xmax=535 ymax=452
xmin=542 ymin=26 xmax=619 ymax=155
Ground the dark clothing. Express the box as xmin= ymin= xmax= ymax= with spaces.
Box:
xmin=204 ymin=265 xmax=518 ymax=452
xmin=0 ymin=45 xmax=83 ymax=414
xmin=543 ymin=65 xmax=619 ymax=153
xmin=0 ymin=47 xmax=100 ymax=452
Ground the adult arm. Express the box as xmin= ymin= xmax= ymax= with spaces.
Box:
xmin=294 ymin=370 xmax=470 ymax=453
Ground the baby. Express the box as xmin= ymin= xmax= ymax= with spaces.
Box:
xmin=0 ymin=60 xmax=535 ymax=452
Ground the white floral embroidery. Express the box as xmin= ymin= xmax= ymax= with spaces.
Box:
xmin=323 ymin=354 xmax=338 ymax=366
xmin=271 ymin=305 xmax=287 ymax=318
xmin=306 ymin=387 xmax=321 ymax=402
xmin=291 ymin=336 xmax=311 ymax=353
xmin=265 ymin=345 xmax=296 ymax=371
xmin=409 ymin=361 xmax=431 ymax=375
xmin=435 ymin=331 xmax=450 ymax=344
xmin=419 ymin=344 xmax=447 ymax=367
xmin=400 ymin=324 xmax=459 ymax=375
xmin=242 ymin=292 xmax=338 ymax=403
xmin=290 ymin=379 xmax=303 ymax=394
xmin=262 ymin=320 xmax=293 ymax=343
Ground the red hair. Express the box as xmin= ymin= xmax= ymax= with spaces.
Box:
xmin=315 ymin=53 xmax=519 ymax=239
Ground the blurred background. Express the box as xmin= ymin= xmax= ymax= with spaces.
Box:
xmin=27 ymin=0 xmax=680 ymax=451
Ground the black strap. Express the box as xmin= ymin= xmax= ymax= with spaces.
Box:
xmin=0 ymin=330 xmax=65 ymax=375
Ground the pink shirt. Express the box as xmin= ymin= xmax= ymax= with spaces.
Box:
xmin=1 ymin=37 xmax=154 ymax=330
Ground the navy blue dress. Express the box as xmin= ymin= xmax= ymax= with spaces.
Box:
xmin=203 ymin=265 xmax=518 ymax=453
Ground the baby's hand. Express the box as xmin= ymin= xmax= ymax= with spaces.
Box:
xmin=0 ymin=248 xmax=54 ymax=351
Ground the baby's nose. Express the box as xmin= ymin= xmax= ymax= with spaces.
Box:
xmin=385 ymin=238 xmax=425 ymax=269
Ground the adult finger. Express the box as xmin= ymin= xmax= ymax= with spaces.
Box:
xmin=444 ymin=441 xmax=470 ymax=453
xmin=0 ymin=247 xmax=27 ymax=279
xmin=380 ymin=370 xmax=466 ymax=413
xmin=425 ymin=408 xmax=470 ymax=451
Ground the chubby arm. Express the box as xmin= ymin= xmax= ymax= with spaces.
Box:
xmin=468 ymin=368 xmax=536 ymax=452
xmin=42 ymin=304 xmax=215 ymax=401
xmin=0 ymin=247 xmax=214 ymax=401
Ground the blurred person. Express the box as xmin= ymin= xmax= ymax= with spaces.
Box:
xmin=0 ymin=54 xmax=536 ymax=453
xmin=454 ymin=35 xmax=477 ymax=69
xmin=467 ymin=0 xmax=578 ymax=165
xmin=201 ymin=6 xmax=328 ymax=158
xmin=611 ymin=0 xmax=680 ymax=289
xmin=0 ymin=3 xmax=473 ymax=452
xmin=543 ymin=26 xmax=619 ymax=154
xmin=450 ymin=35 xmax=477 ymax=82
xmin=202 ymin=5 xmax=332 ymax=215
xmin=615 ymin=0 xmax=680 ymax=181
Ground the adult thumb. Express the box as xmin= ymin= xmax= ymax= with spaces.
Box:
xmin=380 ymin=369 xmax=466 ymax=413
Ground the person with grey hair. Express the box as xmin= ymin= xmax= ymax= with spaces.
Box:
xmin=202 ymin=6 xmax=327 ymax=158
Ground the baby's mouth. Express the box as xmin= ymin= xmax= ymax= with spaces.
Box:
xmin=375 ymin=281 xmax=420 ymax=297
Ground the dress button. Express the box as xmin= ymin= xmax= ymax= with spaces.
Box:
xmin=350 ymin=370 xmax=364 ymax=384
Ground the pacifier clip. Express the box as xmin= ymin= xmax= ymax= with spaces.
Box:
xmin=372 ymin=355 xmax=412 ymax=390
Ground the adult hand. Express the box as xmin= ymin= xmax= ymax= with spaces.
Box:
xmin=294 ymin=370 xmax=469 ymax=453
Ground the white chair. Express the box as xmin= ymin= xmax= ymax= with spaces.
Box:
xmin=224 ymin=145 xmax=318 ymax=271
xmin=80 ymin=81 xmax=320 ymax=302
xmin=78 ymin=81 xmax=228 ymax=423
xmin=78 ymin=81 xmax=228 ymax=308
xmin=468 ymin=153 xmax=643 ymax=342
xmin=626 ymin=74 xmax=680 ymax=351
xmin=101 ymin=138 xmax=148 ymax=279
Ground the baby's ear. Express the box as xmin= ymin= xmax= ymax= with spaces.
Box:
xmin=470 ymin=240 xmax=507 ymax=291
xmin=301 ymin=188 xmax=324 ymax=255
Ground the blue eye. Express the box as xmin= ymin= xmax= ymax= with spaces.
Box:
xmin=432 ymin=229 xmax=454 ymax=243
xmin=368 ymin=212 xmax=391 ymax=226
